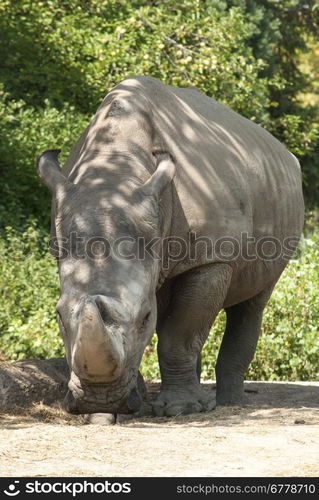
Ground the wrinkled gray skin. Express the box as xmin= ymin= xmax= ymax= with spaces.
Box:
xmin=37 ymin=76 xmax=304 ymax=418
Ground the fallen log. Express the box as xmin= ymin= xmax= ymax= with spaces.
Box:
xmin=0 ymin=358 xmax=157 ymax=424
xmin=0 ymin=358 xmax=69 ymax=411
xmin=0 ymin=358 xmax=156 ymax=424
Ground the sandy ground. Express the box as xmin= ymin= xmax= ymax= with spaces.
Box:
xmin=0 ymin=381 xmax=318 ymax=477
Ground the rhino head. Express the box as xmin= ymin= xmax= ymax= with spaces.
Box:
xmin=37 ymin=149 xmax=175 ymax=414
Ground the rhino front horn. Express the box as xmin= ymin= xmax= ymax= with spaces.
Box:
xmin=72 ymin=296 xmax=125 ymax=383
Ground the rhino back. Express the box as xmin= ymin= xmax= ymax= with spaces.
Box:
xmin=126 ymin=76 xmax=304 ymax=239
xmin=126 ymin=77 xmax=303 ymax=281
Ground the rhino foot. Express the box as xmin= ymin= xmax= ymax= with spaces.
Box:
xmin=216 ymin=392 xmax=250 ymax=406
xmin=216 ymin=377 xmax=250 ymax=406
xmin=152 ymin=385 xmax=215 ymax=417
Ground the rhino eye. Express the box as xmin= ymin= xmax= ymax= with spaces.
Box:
xmin=141 ymin=311 xmax=151 ymax=328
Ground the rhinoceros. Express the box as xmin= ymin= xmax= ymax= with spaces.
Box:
xmin=37 ymin=76 xmax=304 ymax=417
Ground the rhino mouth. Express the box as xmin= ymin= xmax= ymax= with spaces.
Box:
xmin=64 ymin=386 xmax=142 ymax=415
xmin=64 ymin=371 xmax=143 ymax=415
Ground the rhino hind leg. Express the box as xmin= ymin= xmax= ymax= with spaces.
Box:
xmin=153 ymin=263 xmax=232 ymax=417
xmin=216 ymin=281 xmax=277 ymax=406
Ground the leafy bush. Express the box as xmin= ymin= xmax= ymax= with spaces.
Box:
xmin=0 ymin=87 xmax=88 ymax=227
xmin=0 ymin=1 xmax=318 ymax=211
xmin=0 ymin=0 xmax=275 ymax=115
xmin=0 ymin=223 xmax=62 ymax=359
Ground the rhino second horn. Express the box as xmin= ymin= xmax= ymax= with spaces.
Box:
xmin=140 ymin=152 xmax=176 ymax=197
xmin=73 ymin=297 xmax=125 ymax=383
xmin=36 ymin=149 xmax=67 ymax=195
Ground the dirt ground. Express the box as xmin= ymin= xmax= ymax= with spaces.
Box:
xmin=0 ymin=380 xmax=318 ymax=477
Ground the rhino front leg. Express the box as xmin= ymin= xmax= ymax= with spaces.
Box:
xmin=153 ymin=264 xmax=232 ymax=417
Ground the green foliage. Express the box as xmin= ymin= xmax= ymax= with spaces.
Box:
xmin=1 ymin=0 xmax=318 ymax=214
xmin=251 ymin=233 xmax=319 ymax=381
xmin=0 ymin=223 xmax=62 ymax=359
xmin=227 ymin=0 xmax=319 ymax=205
xmin=0 ymin=0 xmax=273 ymax=116
xmin=0 ymin=87 xmax=88 ymax=227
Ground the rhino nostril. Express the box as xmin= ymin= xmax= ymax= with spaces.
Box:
xmin=94 ymin=296 xmax=109 ymax=323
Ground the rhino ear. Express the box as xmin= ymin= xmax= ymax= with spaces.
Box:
xmin=141 ymin=152 xmax=176 ymax=198
xmin=37 ymin=149 xmax=67 ymax=196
